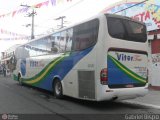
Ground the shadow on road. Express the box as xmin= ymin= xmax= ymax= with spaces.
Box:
xmin=62 ymin=96 xmax=149 ymax=110
xmin=18 ymin=83 xmax=149 ymax=111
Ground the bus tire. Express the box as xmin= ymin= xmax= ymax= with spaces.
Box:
xmin=18 ymin=74 xmax=23 ymax=86
xmin=53 ymin=79 xmax=63 ymax=99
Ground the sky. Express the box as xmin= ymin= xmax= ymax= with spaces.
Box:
xmin=0 ymin=0 xmax=122 ymax=54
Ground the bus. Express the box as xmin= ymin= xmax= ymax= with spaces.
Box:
xmin=13 ymin=13 xmax=148 ymax=101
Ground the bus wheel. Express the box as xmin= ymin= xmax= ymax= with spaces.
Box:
xmin=18 ymin=74 xmax=23 ymax=85
xmin=53 ymin=79 xmax=63 ymax=99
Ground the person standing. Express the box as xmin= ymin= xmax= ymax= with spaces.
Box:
xmin=2 ymin=64 xmax=6 ymax=77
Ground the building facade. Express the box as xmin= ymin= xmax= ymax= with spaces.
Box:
xmin=0 ymin=44 xmax=20 ymax=74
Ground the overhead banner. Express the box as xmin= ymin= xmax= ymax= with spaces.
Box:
xmin=103 ymin=0 xmax=160 ymax=31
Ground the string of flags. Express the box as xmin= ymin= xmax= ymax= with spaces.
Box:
xmin=0 ymin=0 xmax=73 ymax=19
xmin=0 ymin=28 xmax=27 ymax=37
xmin=0 ymin=0 xmax=74 ymax=41
xmin=0 ymin=28 xmax=29 ymax=40
xmin=0 ymin=37 xmax=30 ymax=41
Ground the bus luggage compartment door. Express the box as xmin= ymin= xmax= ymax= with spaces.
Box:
xmin=107 ymin=49 xmax=148 ymax=89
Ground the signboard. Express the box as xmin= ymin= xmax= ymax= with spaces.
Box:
xmin=104 ymin=0 xmax=160 ymax=31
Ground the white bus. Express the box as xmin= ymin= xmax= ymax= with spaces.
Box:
xmin=13 ymin=13 xmax=148 ymax=101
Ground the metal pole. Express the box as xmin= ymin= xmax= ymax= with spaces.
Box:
xmin=55 ymin=16 xmax=66 ymax=29
xmin=31 ymin=9 xmax=35 ymax=39
xmin=21 ymin=5 xmax=37 ymax=40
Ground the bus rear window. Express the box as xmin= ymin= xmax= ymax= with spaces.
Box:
xmin=107 ymin=17 xmax=147 ymax=42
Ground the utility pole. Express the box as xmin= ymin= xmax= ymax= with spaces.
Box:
xmin=21 ymin=5 xmax=38 ymax=39
xmin=55 ymin=16 xmax=66 ymax=29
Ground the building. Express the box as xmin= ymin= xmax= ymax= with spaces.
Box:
xmin=1 ymin=44 xmax=20 ymax=74
xmin=103 ymin=0 xmax=160 ymax=88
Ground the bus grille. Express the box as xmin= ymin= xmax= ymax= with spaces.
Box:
xmin=78 ymin=71 xmax=95 ymax=99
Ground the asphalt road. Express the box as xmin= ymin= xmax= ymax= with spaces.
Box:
xmin=0 ymin=75 xmax=159 ymax=120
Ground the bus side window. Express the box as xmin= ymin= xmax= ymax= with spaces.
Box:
xmin=59 ymin=31 xmax=66 ymax=52
xmin=55 ymin=29 xmax=73 ymax=53
xmin=72 ymin=19 xmax=99 ymax=51
xmin=65 ymin=29 xmax=73 ymax=52
xmin=50 ymin=33 xmax=60 ymax=54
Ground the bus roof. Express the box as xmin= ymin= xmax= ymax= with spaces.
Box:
xmin=22 ymin=13 xmax=145 ymax=45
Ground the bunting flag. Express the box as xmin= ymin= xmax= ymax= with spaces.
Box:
xmin=0 ymin=0 xmax=50 ymax=19
xmin=0 ymin=0 xmax=76 ymax=41
xmin=0 ymin=0 xmax=75 ymax=18
xmin=0 ymin=28 xmax=28 ymax=38
xmin=56 ymin=0 xmax=72 ymax=5
xmin=0 ymin=36 xmax=30 ymax=41
xmin=50 ymin=0 xmax=56 ymax=6
xmin=0 ymin=29 xmax=25 ymax=36
xmin=34 ymin=1 xmax=49 ymax=8
xmin=0 ymin=0 xmax=75 ymax=19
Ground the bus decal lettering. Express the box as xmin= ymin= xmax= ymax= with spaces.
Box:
xmin=116 ymin=53 xmax=133 ymax=61
xmin=116 ymin=53 xmax=142 ymax=62
xmin=30 ymin=60 xmax=45 ymax=68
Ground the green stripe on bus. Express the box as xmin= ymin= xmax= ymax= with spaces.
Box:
xmin=21 ymin=55 xmax=67 ymax=85
xmin=108 ymin=55 xmax=146 ymax=83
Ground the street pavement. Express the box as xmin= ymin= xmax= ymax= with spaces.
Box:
xmin=1 ymin=74 xmax=160 ymax=108
xmin=0 ymin=74 xmax=160 ymax=120
xmin=124 ymin=87 xmax=160 ymax=109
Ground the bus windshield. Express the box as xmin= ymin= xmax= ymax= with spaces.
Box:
xmin=107 ymin=16 xmax=147 ymax=42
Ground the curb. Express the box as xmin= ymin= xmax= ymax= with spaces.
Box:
xmin=149 ymin=86 xmax=160 ymax=91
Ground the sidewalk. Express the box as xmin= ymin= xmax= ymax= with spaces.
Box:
xmin=149 ymin=86 xmax=160 ymax=91
xmin=124 ymin=88 xmax=160 ymax=108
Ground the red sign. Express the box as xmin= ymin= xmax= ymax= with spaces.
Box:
xmin=151 ymin=39 xmax=160 ymax=54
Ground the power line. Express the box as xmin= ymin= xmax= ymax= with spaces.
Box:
xmin=114 ymin=0 xmax=148 ymax=14
xmin=55 ymin=16 xmax=66 ymax=29
xmin=37 ymin=0 xmax=84 ymax=31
